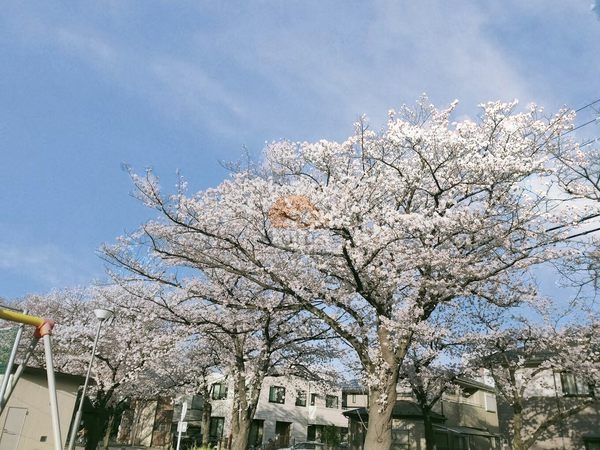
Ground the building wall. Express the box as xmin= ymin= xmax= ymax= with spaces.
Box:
xmin=160 ymin=377 xmax=501 ymax=450
xmin=137 ymin=400 xmax=159 ymax=447
xmin=391 ymin=419 xmax=426 ymax=450
xmin=346 ymin=383 xmax=500 ymax=450
xmin=343 ymin=391 xmax=368 ymax=410
xmin=0 ymin=370 xmax=81 ymax=450
xmin=210 ymin=376 xmax=348 ymax=446
xmin=439 ymin=390 xmax=499 ymax=433
xmin=519 ymin=369 xmax=558 ymax=398
xmin=498 ymin=395 xmax=600 ymax=450
xmin=123 ymin=398 xmax=174 ymax=448
xmin=346 ymin=385 xmax=499 ymax=435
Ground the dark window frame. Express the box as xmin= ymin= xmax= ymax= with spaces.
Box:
xmin=560 ymin=372 xmax=594 ymax=397
xmin=269 ymin=386 xmax=286 ymax=404
xmin=212 ymin=382 xmax=228 ymax=400
xmin=325 ymin=394 xmax=339 ymax=408
xmin=295 ymin=390 xmax=307 ymax=407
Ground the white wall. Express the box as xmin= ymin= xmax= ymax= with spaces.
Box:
xmin=0 ymin=370 xmax=80 ymax=450
xmin=211 ymin=376 xmax=349 ymax=444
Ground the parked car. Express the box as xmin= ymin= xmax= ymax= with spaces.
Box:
xmin=279 ymin=442 xmax=325 ymax=450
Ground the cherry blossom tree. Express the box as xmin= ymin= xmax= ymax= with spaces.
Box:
xmin=18 ymin=285 xmax=181 ymax=450
xmin=463 ymin=317 xmax=600 ymax=450
xmin=132 ymin=329 xmax=222 ymax=448
xmin=108 ymin=270 xmax=342 ymax=450
xmin=105 ymin=98 xmax=579 ymax=449
xmin=550 ymin=120 xmax=600 ymax=292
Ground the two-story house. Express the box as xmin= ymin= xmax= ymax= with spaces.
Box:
xmin=164 ymin=376 xmax=349 ymax=449
xmin=343 ymin=377 xmax=500 ymax=450
xmin=494 ymin=366 xmax=600 ymax=450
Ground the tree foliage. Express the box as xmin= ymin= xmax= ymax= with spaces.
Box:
xmin=104 ymin=98 xmax=582 ymax=449
xmin=464 ymin=314 xmax=600 ymax=450
xmin=18 ymin=286 xmax=181 ymax=450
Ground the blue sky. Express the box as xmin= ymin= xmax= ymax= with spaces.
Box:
xmin=1 ymin=1 xmax=599 ymax=300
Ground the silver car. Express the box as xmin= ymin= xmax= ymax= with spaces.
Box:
xmin=279 ymin=442 xmax=325 ymax=450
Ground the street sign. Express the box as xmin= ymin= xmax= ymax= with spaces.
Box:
xmin=180 ymin=401 xmax=188 ymax=421
xmin=176 ymin=401 xmax=189 ymax=450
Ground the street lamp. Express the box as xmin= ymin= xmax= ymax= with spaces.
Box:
xmin=67 ymin=308 xmax=114 ymax=450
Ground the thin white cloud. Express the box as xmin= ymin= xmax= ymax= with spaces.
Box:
xmin=18 ymin=21 xmax=251 ymax=140
xmin=148 ymin=56 xmax=247 ymax=136
xmin=172 ymin=1 xmax=537 ymax=133
xmin=3 ymin=1 xmax=598 ymax=141
xmin=55 ymin=27 xmax=117 ymax=68
xmin=0 ymin=241 xmax=100 ymax=293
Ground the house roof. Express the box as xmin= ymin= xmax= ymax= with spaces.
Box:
xmin=343 ymin=400 xmax=445 ymax=422
xmin=340 ymin=376 xmax=493 ymax=395
xmin=454 ymin=377 xmax=495 ymax=393
xmin=434 ymin=425 xmax=498 ymax=437
xmin=8 ymin=365 xmax=88 ymax=384
xmin=340 ymin=379 xmax=368 ymax=394
xmin=482 ymin=348 xmax=555 ymax=368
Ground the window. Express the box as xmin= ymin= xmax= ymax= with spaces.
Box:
xmin=209 ymin=417 xmax=224 ymax=441
xmin=326 ymin=395 xmax=339 ymax=408
xmin=307 ymin=424 xmax=322 ymax=441
xmin=249 ymin=420 xmax=264 ymax=449
xmin=295 ymin=390 xmax=307 ymax=407
xmin=191 ymin=395 xmax=204 ymax=409
xmin=212 ymin=382 xmax=228 ymax=400
xmin=561 ymin=373 xmax=594 ymax=397
xmin=484 ymin=393 xmax=497 ymax=412
xmin=392 ymin=428 xmax=410 ymax=450
xmin=584 ymin=438 xmax=600 ymax=450
xmin=269 ymin=386 xmax=286 ymax=404
xmin=310 ymin=393 xmax=318 ymax=406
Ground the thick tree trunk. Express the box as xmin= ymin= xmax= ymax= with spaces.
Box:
xmin=228 ymin=346 xmax=264 ymax=450
xmin=361 ymin=327 xmax=408 ymax=450
xmin=102 ymin=411 xmax=115 ymax=449
xmin=511 ymin=410 xmax=525 ymax=450
xmin=362 ymin=375 xmax=398 ymax=450
xmin=85 ymin=409 xmax=108 ymax=450
xmin=202 ymin=400 xmax=213 ymax=447
xmin=230 ymin=413 xmax=252 ymax=450
xmin=423 ymin=409 xmax=436 ymax=450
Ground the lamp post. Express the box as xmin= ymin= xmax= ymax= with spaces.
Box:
xmin=67 ymin=308 xmax=114 ymax=450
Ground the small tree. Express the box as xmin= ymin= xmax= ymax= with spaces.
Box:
xmin=400 ymin=316 xmax=465 ymax=450
xmin=321 ymin=425 xmax=342 ymax=449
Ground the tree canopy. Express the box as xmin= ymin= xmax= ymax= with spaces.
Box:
xmin=103 ymin=98 xmax=589 ymax=449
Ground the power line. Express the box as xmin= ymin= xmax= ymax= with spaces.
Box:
xmin=571 ymin=117 xmax=599 ymax=133
xmin=575 ymin=98 xmax=600 ymax=113
xmin=558 ymin=97 xmax=600 ymax=138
